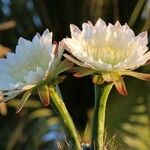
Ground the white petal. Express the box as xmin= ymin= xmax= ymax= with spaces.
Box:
xmin=129 ymin=51 xmax=150 ymax=69
xmin=64 ymin=38 xmax=84 ymax=55
xmin=0 ymin=58 xmax=11 ymax=72
xmin=136 ymin=31 xmax=148 ymax=46
xmin=41 ymin=29 xmax=52 ymax=43
xmin=82 ymin=22 xmax=94 ymax=40
xmin=24 ymin=67 xmax=45 ymax=84
xmin=70 ymin=24 xmax=81 ymax=39
xmin=21 ymin=84 xmax=36 ymax=91
xmin=95 ymin=18 xmax=106 ymax=30
xmin=63 ymin=54 xmax=85 ymax=67
xmin=114 ymin=21 xmax=121 ymax=29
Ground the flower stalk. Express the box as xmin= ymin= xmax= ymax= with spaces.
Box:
xmin=49 ymin=86 xmax=81 ymax=150
xmin=92 ymin=83 xmax=113 ymax=150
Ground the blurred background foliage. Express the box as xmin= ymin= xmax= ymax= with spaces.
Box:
xmin=0 ymin=0 xmax=150 ymax=149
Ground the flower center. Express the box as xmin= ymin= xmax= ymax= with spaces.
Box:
xmin=84 ymin=41 xmax=129 ymax=66
xmin=101 ymin=46 xmax=129 ymax=65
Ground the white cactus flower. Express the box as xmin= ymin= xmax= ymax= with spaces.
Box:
xmin=64 ymin=18 xmax=150 ymax=95
xmin=0 ymin=29 xmax=72 ymax=111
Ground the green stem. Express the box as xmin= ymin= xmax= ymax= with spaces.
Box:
xmin=49 ymin=86 xmax=81 ymax=150
xmin=92 ymin=83 xmax=113 ymax=150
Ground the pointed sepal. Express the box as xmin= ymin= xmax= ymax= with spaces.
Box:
xmin=113 ymin=77 xmax=128 ymax=96
xmin=93 ymin=75 xmax=104 ymax=85
xmin=63 ymin=54 xmax=85 ymax=67
xmin=122 ymin=71 xmax=150 ymax=81
xmin=38 ymin=85 xmax=50 ymax=106
xmin=51 ymin=75 xmax=67 ymax=85
xmin=74 ymin=68 xmax=95 ymax=77
xmin=16 ymin=90 xmax=32 ymax=113
xmin=55 ymin=59 xmax=74 ymax=75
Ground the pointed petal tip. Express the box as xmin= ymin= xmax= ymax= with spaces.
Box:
xmin=42 ymin=29 xmax=52 ymax=37
xmin=114 ymin=20 xmax=121 ymax=28
xmin=70 ymin=24 xmax=81 ymax=34
xmin=70 ymin=24 xmax=76 ymax=29
xmin=87 ymin=21 xmax=93 ymax=26
xmin=96 ymin=18 xmax=104 ymax=23
xmin=40 ymin=96 xmax=50 ymax=107
xmin=95 ymin=18 xmax=106 ymax=28
xmin=138 ymin=31 xmax=147 ymax=38
xmin=70 ymin=23 xmax=75 ymax=28
xmin=18 ymin=37 xmax=27 ymax=46
xmin=117 ymin=88 xmax=128 ymax=96
xmin=114 ymin=77 xmax=128 ymax=96
xmin=41 ymin=99 xmax=50 ymax=106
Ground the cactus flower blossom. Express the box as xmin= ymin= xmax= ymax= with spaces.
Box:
xmin=0 ymin=30 xmax=72 ymax=112
xmin=64 ymin=18 xmax=150 ymax=95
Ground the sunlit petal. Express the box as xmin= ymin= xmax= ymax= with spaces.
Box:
xmin=121 ymin=71 xmax=150 ymax=80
